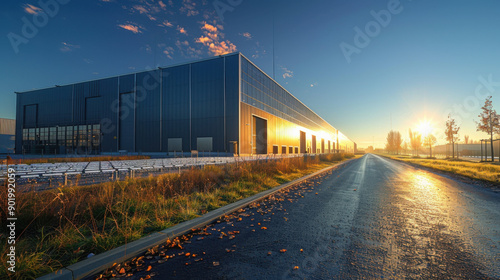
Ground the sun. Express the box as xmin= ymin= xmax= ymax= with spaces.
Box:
xmin=416 ymin=120 xmax=433 ymax=137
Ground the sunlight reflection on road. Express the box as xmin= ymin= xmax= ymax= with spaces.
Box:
xmin=392 ymin=165 xmax=499 ymax=278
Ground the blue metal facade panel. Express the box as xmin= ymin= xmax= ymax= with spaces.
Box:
xmin=191 ymin=58 xmax=225 ymax=152
xmin=224 ymin=55 xmax=240 ymax=151
xmin=162 ymin=65 xmax=190 ymax=152
xmin=135 ymin=70 xmax=161 ymax=152
xmin=119 ymin=93 xmax=134 ymax=152
xmin=15 ymin=53 xmax=241 ymax=154
xmin=98 ymin=77 xmax=119 ymax=153
xmin=119 ymin=74 xmax=135 ymax=94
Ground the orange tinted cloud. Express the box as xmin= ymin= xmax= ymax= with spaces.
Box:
xmin=202 ymin=23 xmax=217 ymax=33
xmin=23 ymin=4 xmax=42 ymax=15
xmin=196 ymin=21 xmax=236 ymax=56
xmin=196 ymin=36 xmax=211 ymax=44
xmin=177 ymin=26 xmax=187 ymax=35
xmin=118 ymin=24 xmax=142 ymax=34
xmin=133 ymin=5 xmax=148 ymax=14
xmin=208 ymin=41 xmax=236 ymax=56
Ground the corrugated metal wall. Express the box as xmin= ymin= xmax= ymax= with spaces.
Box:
xmin=15 ymin=54 xmax=240 ymax=154
xmin=14 ymin=53 xmax=352 ymax=155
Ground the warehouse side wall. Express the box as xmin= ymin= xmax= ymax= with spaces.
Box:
xmin=15 ymin=54 xmax=240 ymax=155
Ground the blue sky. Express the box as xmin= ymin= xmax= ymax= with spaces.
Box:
xmin=2 ymin=0 xmax=500 ymax=148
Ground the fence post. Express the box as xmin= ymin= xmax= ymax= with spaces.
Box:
xmin=64 ymin=173 xmax=67 ymax=186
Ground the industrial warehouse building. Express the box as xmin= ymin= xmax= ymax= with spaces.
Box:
xmin=0 ymin=118 xmax=15 ymax=154
xmin=15 ymin=53 xmax=355 ymax=155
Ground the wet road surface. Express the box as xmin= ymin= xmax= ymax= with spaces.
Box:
xmin=100 ymin=154 xmax=500 ymax=279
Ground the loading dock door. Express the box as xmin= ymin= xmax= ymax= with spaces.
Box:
xmin=321 ymin=139 xmax=325 ymax=153
xmin=300 ymin=131 xmax=306 ymax=153
xmin=253 ymin=116 xmax=267 ymax=154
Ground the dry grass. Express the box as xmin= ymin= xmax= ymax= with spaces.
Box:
xmin=0 ymin=154 xmax=354 ymax=279
xmin=380 ymin=153 xmax=500 ymax=183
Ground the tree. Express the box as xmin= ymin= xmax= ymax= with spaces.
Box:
xmin=386 ymin=131 xmax=402 ymax=154
xmin=394 ymin=131 xmax=402 ymax=155
xmin=409 ymin=129 xmax=422 ymax=156
xmin=464 ymin=135 xmax=469 ymax=144
xmin=476 ymin=96 xmax=500 ymax=162
xmin=423 ymin=134 xmax=437 ymax=158
xmin=445 ymin=115 xmax=460 ymax=159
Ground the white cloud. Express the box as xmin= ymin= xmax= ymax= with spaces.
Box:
xmin=60 ymin=42 xmax=80 ymax=52
xmin=179 ymin=0 xmax=199 ymax=16
xmin=162 ymin=20 xmax=173 ymax=27
xmin=281 ymin=67 xmax=293 ymax=79
xmin=241 ymin=32 xmax=252 ymax=39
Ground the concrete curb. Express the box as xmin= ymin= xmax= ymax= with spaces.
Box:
xmin=37 ymin=158 xmax=356 ymax=280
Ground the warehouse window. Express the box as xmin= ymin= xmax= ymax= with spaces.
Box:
xmin=273 ymin=145 xmax=278 ymax=154
xmin=282 ymin=146 xmax=287 ymax=154
xmin=295 ymin=147 xmax=299 ymax=154
xmin=21 ymin=124 xmax=101 ymax=155
xmin=289 ymin=146 xmax=293 ymax=154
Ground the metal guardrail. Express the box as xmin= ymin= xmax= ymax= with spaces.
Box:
xmin=1 ymin=154 xmax=311 ymax=192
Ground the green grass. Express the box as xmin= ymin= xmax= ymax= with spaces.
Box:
xmin=379 ymin=153 xmax=500 ymax=184
xmin=0 ymin=153 xmax=355 ymax=279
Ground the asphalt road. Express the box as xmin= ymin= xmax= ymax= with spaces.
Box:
xmin=115 ymin=154 xmax=500 ymax=279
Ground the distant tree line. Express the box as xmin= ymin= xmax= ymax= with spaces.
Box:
xmin=384 ymin=96 xmax=500 ymax=161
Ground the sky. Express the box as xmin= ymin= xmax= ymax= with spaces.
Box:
xmin=2 ymin=0 xmax=500 ymax=149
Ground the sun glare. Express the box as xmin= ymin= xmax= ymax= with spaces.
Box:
xmin=416 ymin=120 xmax=433 ymax=137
